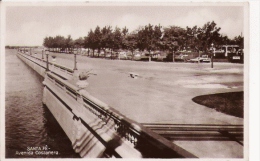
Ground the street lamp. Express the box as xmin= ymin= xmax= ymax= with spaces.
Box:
xmin=211 ymin=43 xmax=214 ymax=68
xmin=45 ymin=50 xmax=49 ymax=71
xmin=73 ymin=49 xmax=78 ymax=71
xmin=42 ymin=49 xmax=44 ymax=59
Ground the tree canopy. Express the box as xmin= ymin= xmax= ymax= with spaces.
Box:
xmin=43 ymin=21 xmax=243 ymax=57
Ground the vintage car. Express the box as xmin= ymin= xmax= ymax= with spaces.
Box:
xmin=175 ymin=53 xmax=189 ymax=62
xmin=228 ymin=49 xmax=244 ymax=63
xmin=188 ymin=55 xmax=211 ymax=63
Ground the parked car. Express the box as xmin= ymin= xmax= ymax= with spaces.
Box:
xmin=228 ymin=49 xmax=244 ymax=63
xmin=132 ymin=53 xmax=141 ymax=60
xmin=188 ymin=55 xmax=211 ymax=63
xmin=175 ymin=53 xmax=189 ymax=62
xmin=118 ymin=51 xmax=127 ymax=59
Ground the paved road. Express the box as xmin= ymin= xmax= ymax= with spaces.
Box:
xmin=47 ymin=53 xmax=244 ymax=123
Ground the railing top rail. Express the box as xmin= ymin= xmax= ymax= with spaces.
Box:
xmin=47 ymin=72 xmax=79 ymax=92
xmin=142 ymin=123 xmax=244 ymax=133
xmin=50 ymin=62 xmax=74 ymax=73
xmin=142 ymin=123 xmax=244 ymax=128
xmin=20 ymin=52 xmax=74 ymax=74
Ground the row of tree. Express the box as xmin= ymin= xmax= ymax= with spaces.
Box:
xmin=43 ymin=21 xmax=244 ymax=61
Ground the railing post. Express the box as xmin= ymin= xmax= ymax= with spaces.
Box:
xmin=74 ymin=50 xmax=78 ymax=71
xmin=77 ymin=91 xmax=85 ymax=116
xmin=46 ymin=51 xmax=49 ymax=71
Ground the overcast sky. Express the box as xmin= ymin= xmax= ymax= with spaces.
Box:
xmin=5 ymin=4 xmax=245 ymax=46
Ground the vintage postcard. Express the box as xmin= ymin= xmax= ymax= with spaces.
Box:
xmin=0 ymin=1 xmax=258 ymax=161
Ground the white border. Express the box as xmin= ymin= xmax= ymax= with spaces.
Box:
xmin=249 ymin=1 xmax=260 ymax=161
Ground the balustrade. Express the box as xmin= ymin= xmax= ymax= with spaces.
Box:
xmin=18 ymin=52 xmax=74 ymax=78
xmin=45 ymin=71 xmax=141 ymax=146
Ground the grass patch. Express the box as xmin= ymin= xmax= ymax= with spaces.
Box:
xmin=192 ymin=92 xmax=243 ymax=118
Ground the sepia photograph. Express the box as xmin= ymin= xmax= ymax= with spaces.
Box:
xmin=1 ymin=1 xmax=255 ymax=160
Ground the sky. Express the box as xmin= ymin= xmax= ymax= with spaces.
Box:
xmin=5 ymin=3 xmax=245 ymax=46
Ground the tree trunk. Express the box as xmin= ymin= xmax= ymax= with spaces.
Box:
xmin=131 ymin=51 xmax=134 ymax=61
xmin=103 ymin=49 xmax=106 ymax=58
xmin=211 ymin=50 xmax=214 ymax=68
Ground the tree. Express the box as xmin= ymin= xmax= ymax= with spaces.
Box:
xmin=123 ymin=32 xmax=138 ymax=60
xmin=122 ymin=26 xmax=128 ymax=36
xmin=65 ymin=35 xmax=74 ymax=53
xmin=43 ymin=36 xmax=54 ymax=50
xmin=233 ymin=35 xmax=244 ymax=48
xmin=86 ymin=29 xmax=96 ymax=56
xmin=121 ymin=26 xmax=129 ymax=50
xmin=110 ymin=27 xmax=122 ymax=59
xmin=93 ymin=26 xmax=102 ymax=57
xmin=74 ymin=37 xmax=84 ymax=54
xmin=162 ymin=26 xmax=186 ymax=62
xmin=137 ymin=24 xmax=162 ymax=61
xmin=54 ymin=35 xmax=66 ymax=52
xmin=198 ymin=21 xmax=221 ymax=52
xmin=100 ymin=26 xmax=113 ymax=57
xmin=219 ymin=35 xmax=231 ymax=45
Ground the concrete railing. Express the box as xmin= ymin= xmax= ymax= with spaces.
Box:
xmin=17 ymin=52 xmax=73 ymax=79
xmin=17 ymin=51 xmax=197 ymax=158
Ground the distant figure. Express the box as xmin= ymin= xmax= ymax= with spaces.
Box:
xmin=129 ymin=72 xmax=139 ymax=79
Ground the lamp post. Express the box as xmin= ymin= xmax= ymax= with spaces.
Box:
xmin=73 ymin=49 xmax=78 ymax=71
xmin=42 ymin=49 xmax=44 ymax=59
xmin=46 ymin=50 xmax=49 ymax=71
xmin=211 ymin=43 xmax=214 ymax=68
